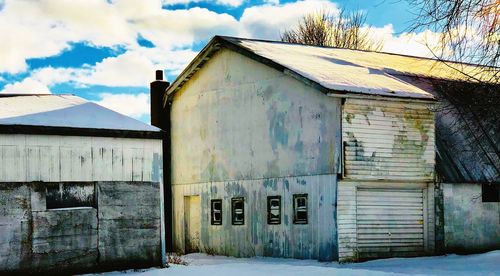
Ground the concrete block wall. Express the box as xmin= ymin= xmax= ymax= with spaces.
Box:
xmin=442 ymin=183 xmax=500 ymax=253
xmin=0 ymin=181 xmax=161 ymax=274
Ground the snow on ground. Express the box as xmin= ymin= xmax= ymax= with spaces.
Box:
xmin=90 ymin=250 xmax=500 ymax=276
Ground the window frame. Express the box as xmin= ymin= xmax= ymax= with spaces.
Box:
xmin=293 ymin=194 xmax=308 ymax=224
xmin=210 ymin=199 xmax=223 ymax=225
xmin=267 ymin=196 xmax=282 ymax=225
xmin=231 ymin=197 xmax=245 ymax=225
xmin=482 ymin=183 xmax=500 ymax=202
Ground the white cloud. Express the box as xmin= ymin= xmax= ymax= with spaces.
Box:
xmin=93 ymin=92 xmax=150 ymax=118
xmin=366 ymin=24 xmax=446 ymax=58
xmin=1 ymin=0 xmax=452 ymax=95
xmin=162 ymin=0 xmax=244 ymax=7
xmin=4 ymin=46 xmax=197 ymax=92
xmin=0 ymin=0 xmax=240 ymax=74
xmin=0 ymin=77 xmax=51 ymax=94
xmin=0 ymin=0 xmax=137 ymax=74
xmin=135 ymin=7 xmax=239 ymax=49
xmin=239 ymin=0 xmax=339 ymax=39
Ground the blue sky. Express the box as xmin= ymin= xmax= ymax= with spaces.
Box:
xmin=0 ymin=0 xmax=438 ymax=123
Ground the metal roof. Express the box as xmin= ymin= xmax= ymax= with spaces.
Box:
xmin=0 ymin=94 xmax=160 ymax=132
xmin=165 ymin=36 xmax=494 ymax=101
xmin=397 ymin=76 xmax=500 ymax=183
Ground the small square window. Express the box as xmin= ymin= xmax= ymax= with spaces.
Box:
xmin=211 ymin=199 xmax=223 ymax=225
xmin=231 ymin=197 xmax=244 ymax=225
xmin=293 ymin=194 xmax=308 ymax=224
xmin=267 ymin=196 xmax=281 ymax=225
xmin=482 ymin=184 xmax=499 ymax=202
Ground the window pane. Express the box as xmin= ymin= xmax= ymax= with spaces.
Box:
xmin=232 ymin=197 xmax=244 ymax=225
xmin=482 ymin=184 xmax=500 ymax=202
xmin=293 ymin=194 xmax=308 ymax=224
xmin=211 ymin=199 xmax=222 ymax=225
xmin=296 ymin=210 xmax=307 ymax=221
xmin=267 ymin=196 xmax=281 ymax=225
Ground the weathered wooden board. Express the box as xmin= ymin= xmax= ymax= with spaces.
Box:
xmin=342 ymin=98 xmax=435 ymax=181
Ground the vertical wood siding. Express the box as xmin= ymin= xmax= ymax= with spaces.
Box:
xmin=172 ymin=174 xmax=337 ymax=261
xmin=0 ymin=135 xmax=163 ymax=183
xmin=342 ymin=98 xmax=435 ymax=181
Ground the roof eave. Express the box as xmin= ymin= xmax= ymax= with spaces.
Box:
xmin=0 ymin=124 xmax=164 ymax=139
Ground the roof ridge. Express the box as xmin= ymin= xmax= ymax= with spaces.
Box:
xmin=217 ymin=35 xmax=495 ymax=69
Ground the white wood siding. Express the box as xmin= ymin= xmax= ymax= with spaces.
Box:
xmin=356 ymin=188 xmax=424 ymax=259
xmin=337 ymin=181 xmax=435 ymax=262
xmin=342 ymin=99 xmax=435 ymax=181
xmin=0 ymin=134 xmax=163 ymax=182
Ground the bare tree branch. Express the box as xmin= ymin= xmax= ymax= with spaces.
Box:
xmin=408 ymin=0 xmax=500 ymax=84
xmin=281 ymin=8 xmax=384 ymax=51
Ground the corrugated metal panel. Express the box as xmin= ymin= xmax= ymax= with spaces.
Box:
xmin=342 ymin=98 xmax=435 ymax=181
xmin=356 ymin=188 xmax=425 ymax=260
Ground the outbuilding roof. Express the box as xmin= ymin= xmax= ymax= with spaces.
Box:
xmin=166 ymin=36 xmax=493 ymax=101
xmin=0 ymin=94 xmax=161 ymax=138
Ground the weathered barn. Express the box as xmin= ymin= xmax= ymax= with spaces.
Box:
xmin=153 ymin=36 xmax=486 ymax=262
xmin=0 ymin=94 xmax=166 ymax=273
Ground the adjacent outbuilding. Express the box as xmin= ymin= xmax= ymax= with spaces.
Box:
xmin=0 ymin=94 xmax=166 ymax=273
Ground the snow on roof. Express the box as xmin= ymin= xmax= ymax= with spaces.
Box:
xmin=168 ymin=36 xmax=493 ymax=100
xmin=0 ymin=94 xmax=160 ymax=132
xmin=225 ymin=37 xmax=435 ymax=99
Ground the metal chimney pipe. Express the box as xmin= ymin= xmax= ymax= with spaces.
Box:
xmin=156 ymin=70 xmax=163 ymax=81
xmin=150 ymin=70 xmax=169 ymax=129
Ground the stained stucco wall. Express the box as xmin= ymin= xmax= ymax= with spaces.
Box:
xmin=0 ymin=135 xmax=163 ymax=273
xmin=171 ymin=49 xmax=341 ymax=260
xmin=443 ymin=183 xmax=500 ymax=252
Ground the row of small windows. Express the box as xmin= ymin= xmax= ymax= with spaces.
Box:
xmin=210 ymin=194 xmax=308 ymax=226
